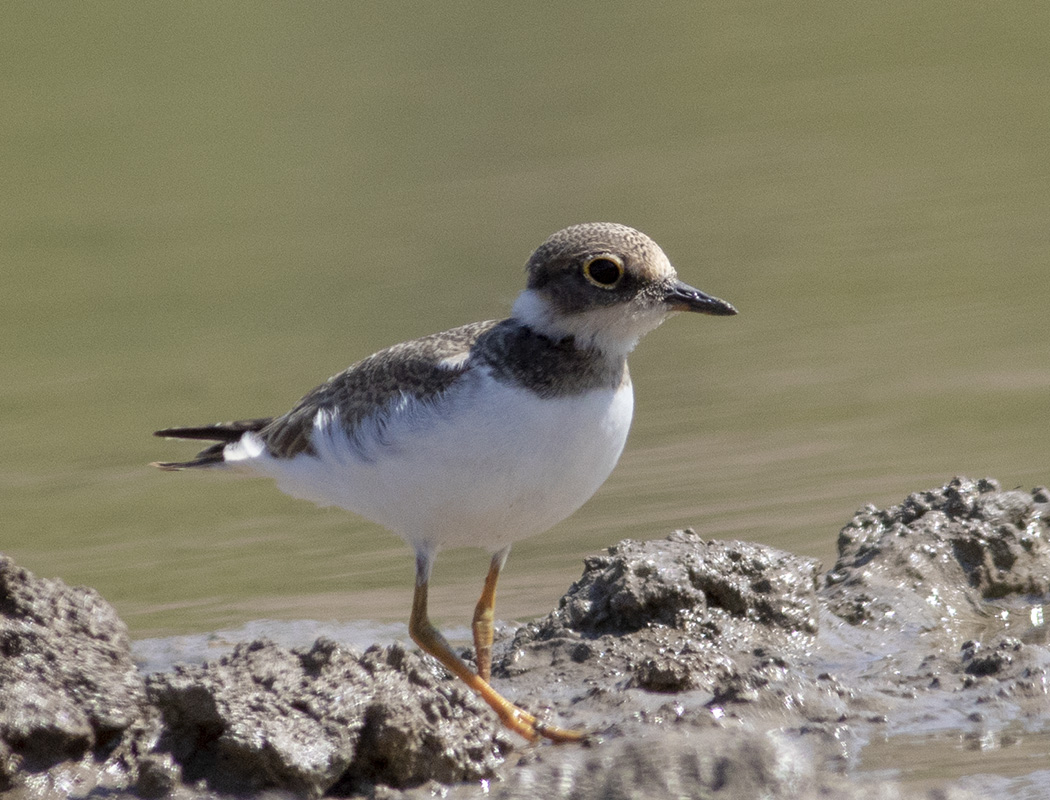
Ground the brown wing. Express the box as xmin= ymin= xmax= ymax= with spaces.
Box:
xmin=258 ymin=320 xmax=500 ymax=459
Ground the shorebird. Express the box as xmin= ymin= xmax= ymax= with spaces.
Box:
xmin=154 ymin=222 xmax=736 ymax=741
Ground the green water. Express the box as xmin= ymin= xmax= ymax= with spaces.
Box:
xmin=4 ymin=3 xmax=1048 ymax=643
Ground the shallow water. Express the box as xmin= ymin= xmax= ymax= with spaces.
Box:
xmin=860 ymin=728 xmax=1050 ymax=796
xmin=3 ymin=3 xmax=1048 ymax=647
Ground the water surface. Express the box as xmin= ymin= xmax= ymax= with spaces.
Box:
xmin=3 ymin=4 xmax=1047 ymax=643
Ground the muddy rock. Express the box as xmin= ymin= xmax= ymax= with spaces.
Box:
xmin=498 ymin=530 xmax=824 ymax=725
xmin=812 ymin=478 xmax=1050 ymax=746
xmin=957 ymin=635 xmax=1050 ymax=701
xmin=0 ymin=554 xmax=146 ymax=791
xmin=146 ymin=638 xmax=510 ymax=798
xmin=823 ymin=477 xmax=1050 ymax=634
xmin=545 ymin=529 xmax=819 ymax=637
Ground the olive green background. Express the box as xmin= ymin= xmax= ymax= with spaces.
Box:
xmin=4 ymin=4 xmax=1047 ymax=645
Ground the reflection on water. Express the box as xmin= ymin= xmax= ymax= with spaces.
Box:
xmin=3 ymin=3 xmax=1048 ymax=643
xmin=859 ymin=728 xmax=1050 ymax=795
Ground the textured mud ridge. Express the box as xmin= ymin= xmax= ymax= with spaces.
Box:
xmin=2 ymin=477 xmax=1048 ymax=798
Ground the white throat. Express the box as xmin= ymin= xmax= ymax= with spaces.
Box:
xmin=511 ymin=289 xmax=672 ymax=358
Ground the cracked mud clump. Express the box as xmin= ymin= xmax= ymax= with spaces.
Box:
xmin=824 ymin=476 xmax=1050 ymax=629
xmin=0 ymin=555 xmax=146 ymax=790
xmin=147 ymin=638 xmax=510 ymax=796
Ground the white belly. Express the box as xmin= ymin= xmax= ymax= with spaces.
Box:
xmin=235 ymin=373 xmax=634 ymax=553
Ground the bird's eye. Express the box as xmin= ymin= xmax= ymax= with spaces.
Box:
xmin=582 ymin=256 xmax=624 ymax=289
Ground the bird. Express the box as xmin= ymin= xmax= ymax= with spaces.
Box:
xmin=153 ymin=222 xmax=737 ymax=742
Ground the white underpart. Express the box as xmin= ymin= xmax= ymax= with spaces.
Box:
xmin=511 ymin=289 xmax=674 ymax=358
xmin=224 ymin=433 xmax=265 ymax=463
xmin=225 ymin=367 xmax=634 ymax=555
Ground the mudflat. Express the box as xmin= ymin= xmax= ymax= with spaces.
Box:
xmin=2 ymin=477 xmax=1047 ymax=798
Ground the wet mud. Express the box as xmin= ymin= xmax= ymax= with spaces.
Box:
xmin=2 ymin=477 xmax=1048 ymax=798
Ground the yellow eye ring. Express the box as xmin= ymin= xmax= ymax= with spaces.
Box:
xmin=582 ymin=255 xmax=625 ymax=289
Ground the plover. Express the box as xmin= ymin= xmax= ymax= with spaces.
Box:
xmin=154 ymin=222 xmax=736 ymax=742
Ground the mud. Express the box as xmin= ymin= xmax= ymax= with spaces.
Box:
xmin=0 ymin=555 xmax=145 ymax=785
xmin=2 ymin=476 xmax=1048 ymax=798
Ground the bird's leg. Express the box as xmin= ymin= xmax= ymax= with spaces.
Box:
xmin=471 ymin=547 xmax=509 ymax=682
xmin=409 ymin=550 xmax=584 ymax=744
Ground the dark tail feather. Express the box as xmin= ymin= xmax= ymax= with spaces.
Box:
xmin=154 ymin=418 xmax=273 ymax=442
xmin=152 ymin=443 xmax=228 ymax=470
xmin=152 ymin=418 xmax=273 ymax=470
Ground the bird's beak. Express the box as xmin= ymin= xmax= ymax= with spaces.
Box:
xmin=664 ymin=279 xmax=738 ymax=316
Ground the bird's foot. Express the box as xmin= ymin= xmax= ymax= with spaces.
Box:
xmin=497 ymin=701 xmax=587 ymax=743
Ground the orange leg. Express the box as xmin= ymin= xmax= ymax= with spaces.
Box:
xmin=471 ymin=550 xmax=505 ymax=682
xmin=409 ymin=553 xmax=584 ymax=743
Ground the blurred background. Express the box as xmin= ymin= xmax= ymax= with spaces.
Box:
xmin=3 ymin=3 xmax=1047 ymax=647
